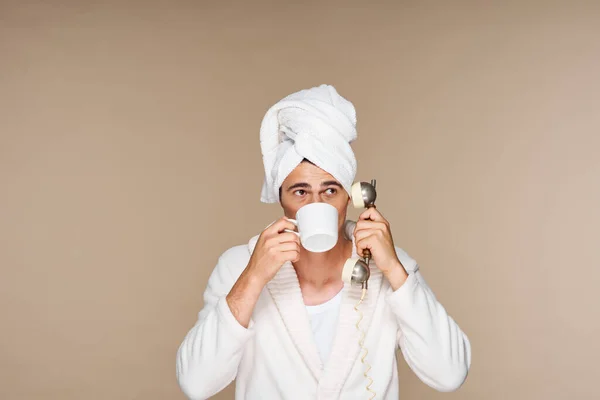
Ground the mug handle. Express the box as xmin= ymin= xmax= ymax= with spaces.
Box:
xmin=283 ymin=218 xmax=300 ymax=237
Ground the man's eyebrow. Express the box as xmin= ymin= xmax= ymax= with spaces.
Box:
xmin=286 ymin=182 xmax=311 ymax=192
xmin=286 ymin=181 xmax=342 ymax=191
xmin=321 ymin=180 xmax=343 ymax=188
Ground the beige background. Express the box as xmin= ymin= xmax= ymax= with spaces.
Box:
xmin=1 ymin=1 xmax=599 ymax=399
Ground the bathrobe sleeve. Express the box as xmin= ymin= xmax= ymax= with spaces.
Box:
xmin=176 ymin=246 xmax=254 ymax=400
xmin=385 ymin=246 xmax=472 ymax=392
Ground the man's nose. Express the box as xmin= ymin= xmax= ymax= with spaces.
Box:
xmin=308 ymin=194 xmax=326 ymax=203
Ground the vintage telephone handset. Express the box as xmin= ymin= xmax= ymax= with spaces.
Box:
xmin=342 ymin=179 xmax=377 ymax=289
xmin=342 ymin=179 xmax=378 ymax=400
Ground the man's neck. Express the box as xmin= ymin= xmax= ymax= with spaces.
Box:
xmin=293 ymin=236 xmax=353 ymax=305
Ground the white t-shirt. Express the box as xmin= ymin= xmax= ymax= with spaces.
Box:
xmin=305 ymin=290 xmax=343 ymax=364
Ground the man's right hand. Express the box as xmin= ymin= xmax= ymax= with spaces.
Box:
xmin=226 ymin=217 xmax=300 ymax=328
xmin=246 ymin=217 xmax=301 ymax=285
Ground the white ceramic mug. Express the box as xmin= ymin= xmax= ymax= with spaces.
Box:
xmin=285 ymin=202 xmax=339 ymax=253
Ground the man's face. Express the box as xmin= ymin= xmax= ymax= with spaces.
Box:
xmin=280 ymin=161 xmax=351 ymax=231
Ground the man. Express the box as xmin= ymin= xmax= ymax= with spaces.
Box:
xmin=176 ymin=85 xmax=471 ymax=399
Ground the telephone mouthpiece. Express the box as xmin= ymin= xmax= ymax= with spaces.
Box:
xmin=342 ymin=257 xmax=371 ymax=286
xmin=351 ymin=180 xmax=377 ymax=209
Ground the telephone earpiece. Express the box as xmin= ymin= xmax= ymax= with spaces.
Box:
xmin=351 ymin=179 xmax=377 ymax=208
xmin=342 ymin=179 xmax=377 ymax=289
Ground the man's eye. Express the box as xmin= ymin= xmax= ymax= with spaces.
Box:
xmin=326 ymin=188 xmax=337 ymax=195
xmin=294 ymin=190 xmax=306 ymax=196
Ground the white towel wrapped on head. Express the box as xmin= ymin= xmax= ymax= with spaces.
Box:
xmin=259 ymin=84 xmax=358 ymax=203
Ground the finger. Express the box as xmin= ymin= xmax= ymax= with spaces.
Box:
xmin=355 ymin=220 xmax=388 ymax=234
xmin=278 ymin=242 xmax=301 ymax=252
xmin=267 ymin=217 xmax=298 ymax=234
xmin=358 ymin=207 xmax=386 ymax=223
xmin=356 ymin=232 xmax=376 ymax=254
xmin=278 ymin=232 xmax=301 ymax=244
xmin=283 ymin=250 xmax=300 ymax=263
xmin=354 ymin=227 xmax=377 ymax=242
xmin=279 ymin=245 xmax=301 ymax=262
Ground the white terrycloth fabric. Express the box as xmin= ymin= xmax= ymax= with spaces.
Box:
xmin=176 ymin=228 xmax=472 ymax=399
xmin=259 ymin=84 xmax=358 ymax=203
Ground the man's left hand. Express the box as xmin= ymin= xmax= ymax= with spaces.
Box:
xmin=354 ymin=207 xmax=406 ymax=277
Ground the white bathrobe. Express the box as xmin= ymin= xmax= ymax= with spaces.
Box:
xmin=176 ymin=225 xmax=471 ymax=399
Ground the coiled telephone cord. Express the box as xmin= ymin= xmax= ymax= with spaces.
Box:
xmin=355 ymin=288 xmax=376 ymax=399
